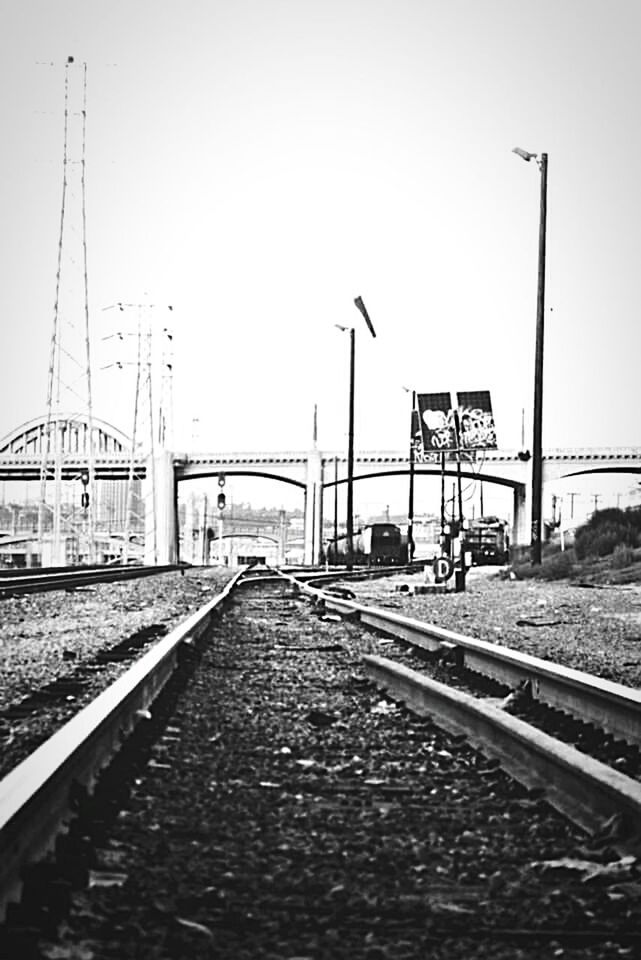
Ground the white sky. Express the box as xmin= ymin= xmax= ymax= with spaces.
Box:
xmin=1 ymin=0 xmax=640 ymax=517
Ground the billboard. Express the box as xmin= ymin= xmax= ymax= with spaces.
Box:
xmin=415 ymin=392 xmax=456 ymax=453
xmin=456 ymin=390 xmax=497 ymax=450
xmin=413 ymin=389 xmax=497 ymax=457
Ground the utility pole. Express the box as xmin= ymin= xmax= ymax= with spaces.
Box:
xmin=346 ymin=326 xmax=355 ymax=570
xmin=407 ymin=390 xmax=416 ymax=561
xmin=453 ymin=409 xmax=466 ymax=592
xmin=333 ymin=456 xmax=338 ymax=546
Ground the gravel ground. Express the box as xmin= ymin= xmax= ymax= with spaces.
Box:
xmin=342 ymin=567 xmax=641 ymax=689
xmin=0 ymin=568 xmax=234 ymax=711
xmin=0 ymin=569 xmax=234 ymax=779
xmin=14 ymin=579 xmax=640 ymax=960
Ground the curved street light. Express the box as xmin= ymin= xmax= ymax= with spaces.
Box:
xmin=335 ymin=297 xmax=377 ymax=570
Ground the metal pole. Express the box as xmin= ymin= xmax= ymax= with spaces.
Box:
xmin=531 ymin=152 xmax=548 ymax=565
xmin=440 ymin=452 xmax=446 ymax=546
xmin=202 ymin=494 xmax=208 ymax=565
xmin=333 ymin=455 xmax=338 ymax=545
xmin=346 ymin=327 xmax=355 ymax=570
xmin=453 ymin=409 xmax=466 ymax=592
xmin=407 ymin=391 xmax=416 ymax=561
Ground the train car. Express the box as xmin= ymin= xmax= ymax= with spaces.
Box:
xmin=466 ymin=516 xmax=510 ymax=565
xmin=325 ymin=523 xmax=407 ymax=566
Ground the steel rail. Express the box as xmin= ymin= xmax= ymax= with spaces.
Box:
xmin=0 ymin=563 xmax=117 ymax=579
xmin=364 ymin=654 xmax=641 ymax=844
xmin=0 ymin=564 xmax=185 ymax=598
xmin=0 ymin=568 xmax=243 ymax=922
xmin=236 ymin=561 xmax=427 ymax=589
xmin=277 ymin=570 xmax=641 ymax=747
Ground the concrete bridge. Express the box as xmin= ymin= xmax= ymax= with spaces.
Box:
xmin=3 ymin=414 xmax=641 ymax=564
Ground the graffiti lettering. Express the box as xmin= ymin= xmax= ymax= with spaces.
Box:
xmin=458 ymin=407 xmax=497 ymax=450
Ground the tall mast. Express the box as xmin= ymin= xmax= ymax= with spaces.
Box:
xmin=38 ymin=57 xmax=96 ymax=565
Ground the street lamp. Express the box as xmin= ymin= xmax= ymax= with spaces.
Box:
xmin=335 ymin=296 xmax=377 ymax=570
xmin=513 ymin=146 xmax=548 ymax=565
xmin=402 ymin=387 xmax=417 ymax=561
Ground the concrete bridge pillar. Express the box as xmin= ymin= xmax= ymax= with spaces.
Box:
xmin=144 ymin=451 xmax=178 ymax=565
xmin=182 ymin=493 xmax=198 ymax=564
xmin=304 ymin=449 xmax=323 ymax=565
xmin=512 ymin=482 xmax=530 ymax=550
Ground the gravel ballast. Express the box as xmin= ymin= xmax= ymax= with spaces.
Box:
xmin=9 ymin=578 xmax=639 ymax=960
xmin=342 ymin=567 xmax=641 ymax=689
xmin=0 ymin=569 xmax=233 ymax=778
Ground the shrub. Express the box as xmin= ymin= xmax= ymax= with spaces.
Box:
xmin=574 ymin=507 xmax=641 ymax=560
xmin=539 ymin=550 xmax=573 ymax=580
xmin=511 ymin=549 xmax=574 ymax=581
xmin=612 ymin=543 xmax=634 ymax=569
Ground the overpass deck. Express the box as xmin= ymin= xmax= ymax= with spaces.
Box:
xmin=2 ymin=448 xmax=641 ymax=483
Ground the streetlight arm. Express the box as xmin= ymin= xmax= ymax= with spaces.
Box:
xmin=512 ymin=146 xmax=537 ymax=163
xmin=354 ymin=296 xmax=376 ymax=338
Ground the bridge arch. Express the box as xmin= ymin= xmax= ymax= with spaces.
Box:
xmin=0 ymin=413 xmax=131 ymax=456
xmin=178 ymin=469 xmax=306 ymax=489
xmin=559 ymin=467 xmax=641 ymax=479
xmin=323 ymin=467 xmax=522 ymax=492
xmin=215 ymin=532 xmax=279 ymax=544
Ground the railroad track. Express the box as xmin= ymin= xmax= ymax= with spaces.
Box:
xmin=0 ymin=567 xmax=243 ymax=922
xmin=0 ymin=563 xmax=185 ymax=598
xmin=0 ymin=563 xmax=110 ymax=578
xmin=277 ymin=568 xmax=641 ymax=843
xmin=1 ymin=563 xmax=641 ymax=948
xmin=282 ymin=569 xmax=641 ymax=747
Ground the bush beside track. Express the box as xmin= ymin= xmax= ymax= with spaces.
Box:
xmin=511 ymin=507 xmax=641 ymax=585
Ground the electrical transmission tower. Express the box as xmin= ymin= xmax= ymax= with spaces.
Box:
xmin=38 ymin=57 xmax=96 ymax=565
xmin=101 ymin=302 xmax=174 ymax=563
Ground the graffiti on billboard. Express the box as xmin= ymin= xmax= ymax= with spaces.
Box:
xmin=412 ymin=390 xmax=498 ymax=457
xmin=415 ymin=392 xmax=456 ymax=452
xmin=456 ymin=390 xmax=498 ymax=450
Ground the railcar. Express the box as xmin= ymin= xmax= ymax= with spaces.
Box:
xmin=325 ymin=523 xmax=407 ymax=566
xmin=466 ymin=516 xmax=510 ymax=565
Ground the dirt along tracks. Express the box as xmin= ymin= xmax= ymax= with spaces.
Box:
xmin=0 ymin=569 xmax=234 ymax=778
xmin=344 ymin=567 xmax=641 ymax=690
xmin=14 ymin=576 xmax=641 ymax=960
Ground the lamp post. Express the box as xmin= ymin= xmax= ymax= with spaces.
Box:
xmin=334 ymin=325 xmax=356 ymax=569
xmin=403 ymin=387 xmax=417 ymax=562
xmin=335 ymin=296 xmax=376 ymax=570
xmin=513 ymin=147 xmax=548 ymax=565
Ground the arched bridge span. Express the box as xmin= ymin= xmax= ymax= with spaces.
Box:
xmin=3 ymin=418 xmax=641 ymax=564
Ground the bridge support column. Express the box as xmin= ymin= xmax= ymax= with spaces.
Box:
xmin=304 ymin=450 xmax=323 ymax=565
xmin=144 ymin=451 xmax=178 ymax=565
xmin=512 ymin=482 xmax=530 ymax=551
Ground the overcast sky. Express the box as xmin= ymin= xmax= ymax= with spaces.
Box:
xmin=1 ymin=0 xmax=639 ymax=516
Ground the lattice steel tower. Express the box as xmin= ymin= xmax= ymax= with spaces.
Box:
xmin=38 ymin=57 xmax=96 ymax=564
